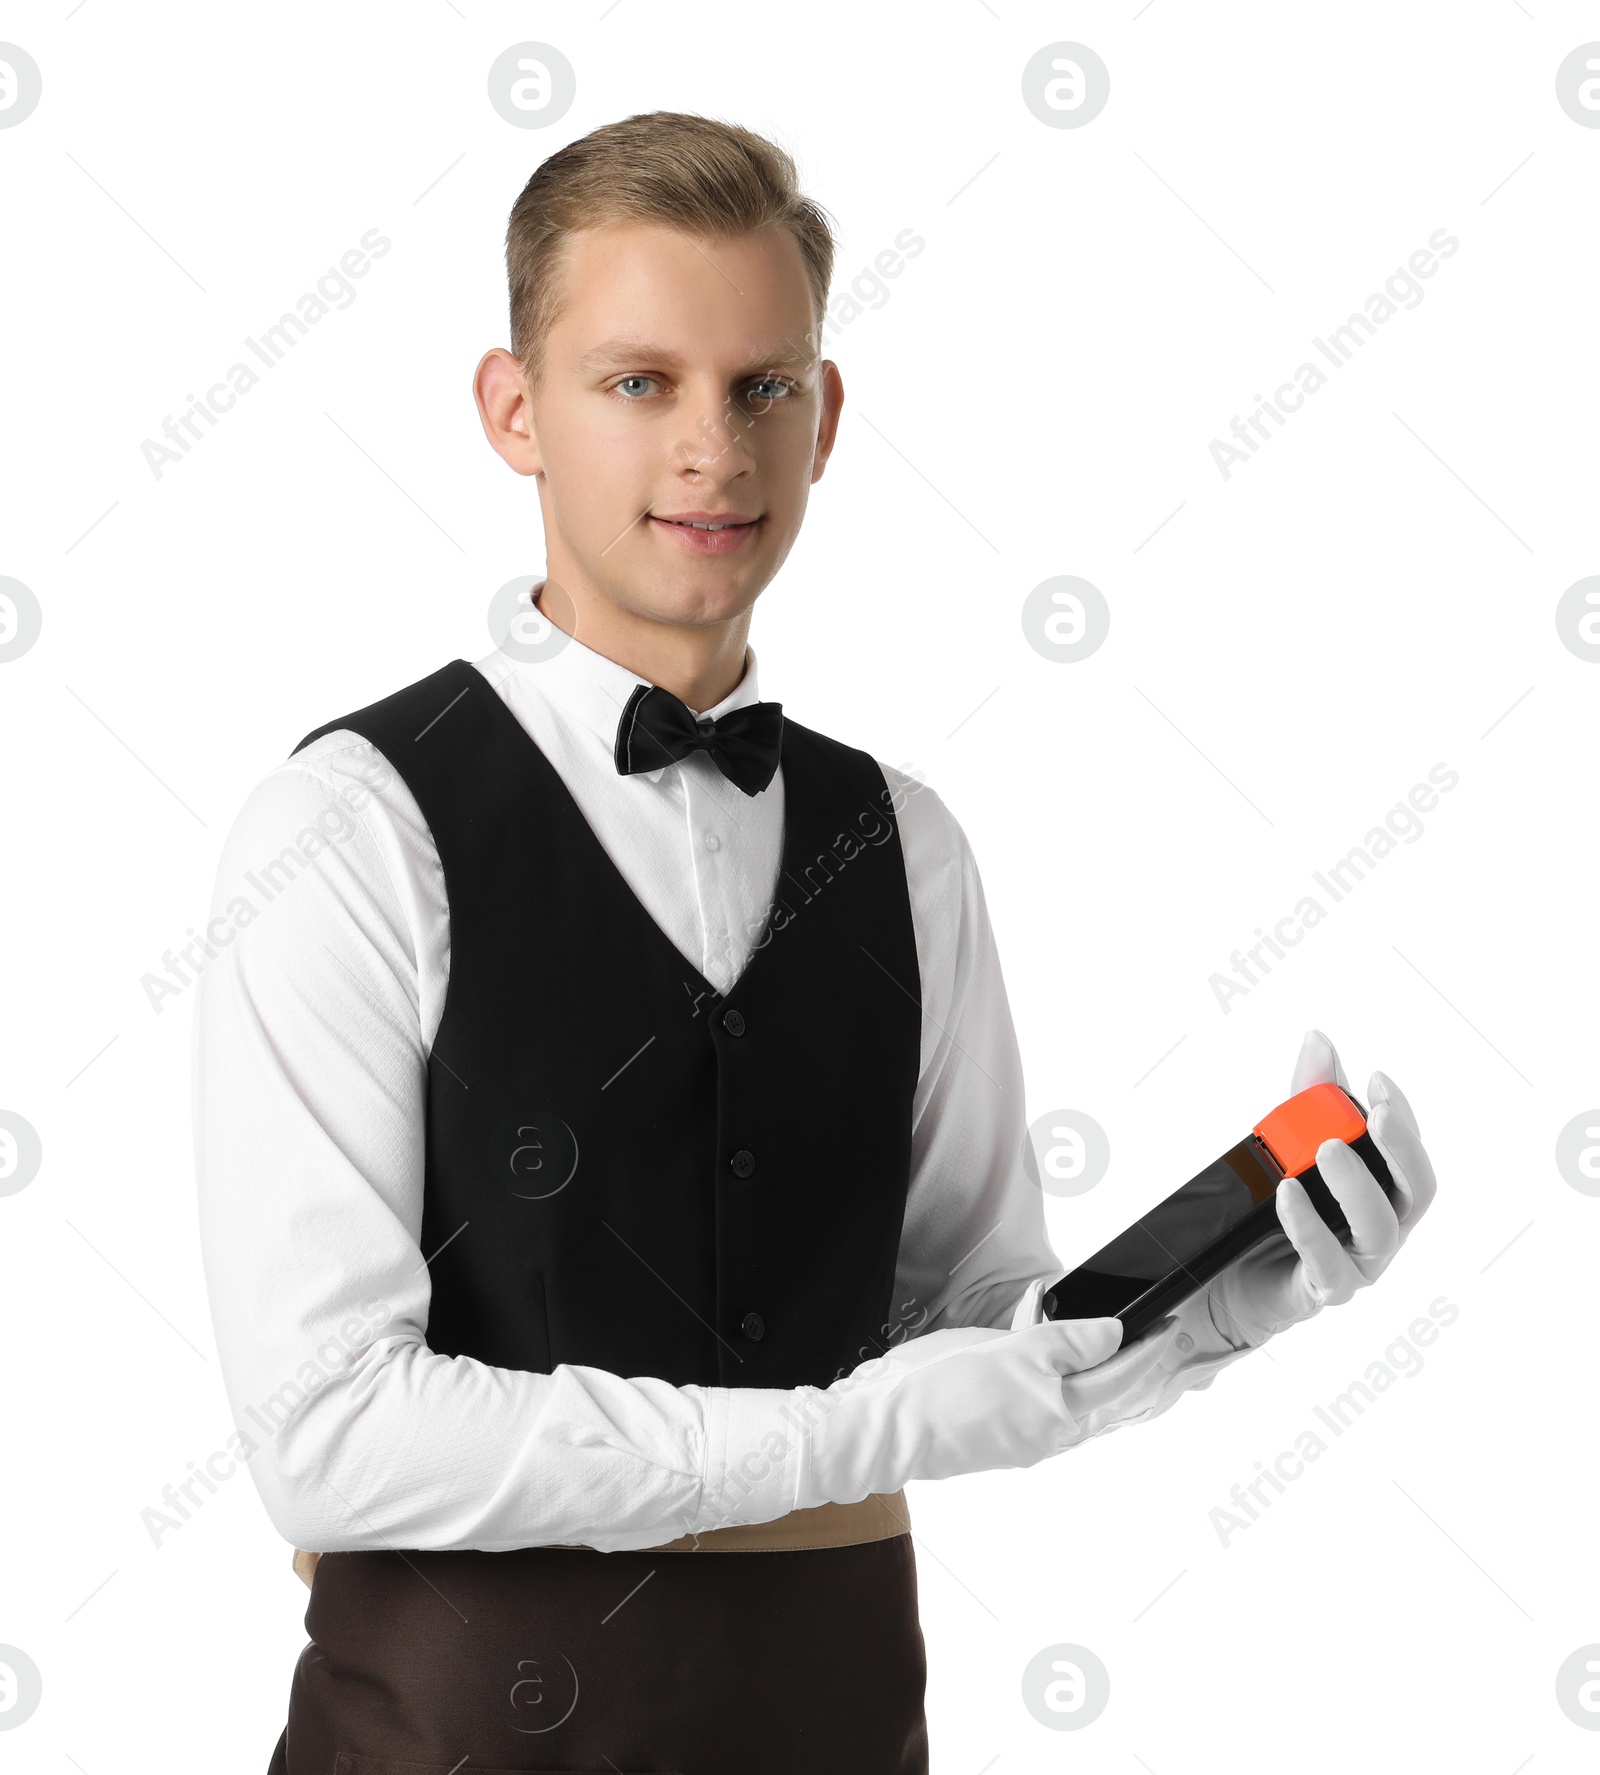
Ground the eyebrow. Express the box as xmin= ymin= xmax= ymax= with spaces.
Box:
xmin=575 ymin=336 xmax=819 ymax=376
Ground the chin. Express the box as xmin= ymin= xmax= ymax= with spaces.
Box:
xmin=619 ymin=563 xmax=769 ymax=628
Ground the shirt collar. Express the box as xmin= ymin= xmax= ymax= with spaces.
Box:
xmin=490 ymin=583 xmax=767 ymax=775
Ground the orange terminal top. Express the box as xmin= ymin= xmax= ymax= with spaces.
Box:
xmin=1253 ymin=1082 xmax=1367 ymax=1179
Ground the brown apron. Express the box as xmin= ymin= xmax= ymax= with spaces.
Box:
xmin=267 ymin=1494 xmax=928 ymax=1774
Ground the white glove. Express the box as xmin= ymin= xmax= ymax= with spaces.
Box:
xmin=1204 ymin=1029 xmax=1439 ymax=1350
xmin=781 ymin=1301 xmax=1187 ymax=1515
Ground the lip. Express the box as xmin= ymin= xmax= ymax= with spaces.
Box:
xmin=648 ymin=510 xmax=763 ymax=556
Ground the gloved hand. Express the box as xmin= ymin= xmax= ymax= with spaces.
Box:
xmin=785 ymin=1302 xmax=1187 ymax=1514
xmin=1204 ymin=1029 xmax=1438 ymax=1351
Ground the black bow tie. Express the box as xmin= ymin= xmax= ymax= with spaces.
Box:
xmin=614 ymin=683 xmax=785 ymax=798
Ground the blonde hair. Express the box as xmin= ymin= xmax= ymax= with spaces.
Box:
xmin=506 ymin=111 xmax=835 ymax=379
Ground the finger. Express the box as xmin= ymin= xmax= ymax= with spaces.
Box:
xmin=1366 ymin=1093 xmax=1437 ymax=1236
xmin=1028 ymin=1315 xmax=1125 ymax=1373
xmin=1368 ymin=1069 xmax=1422 ymax=1143
xmin=1291 ymin=1027 xmax=1351 ymax=1094
xmin=1275 ymin=1172 xmax=1364 ymax=1307
xmin=1058 ymin=1318 xmax=1185 ymax=1412
xmin=1316 ymin=1136 xmax=1400 ymax=1273
xmin=1010 ymin=1277 xmax=1050 ymax=1332
xmin=1201 ymin=1265 xmax=1275 ymax=1350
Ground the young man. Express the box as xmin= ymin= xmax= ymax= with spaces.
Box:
xmin=193 ymin=113 xmax=1437 ymax=1774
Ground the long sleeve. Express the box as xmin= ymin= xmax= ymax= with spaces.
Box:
xmin=192 ymin=748 xmax=767 ymax=1554
xmin=884 ymin=766 xmax=1253 ymax=1414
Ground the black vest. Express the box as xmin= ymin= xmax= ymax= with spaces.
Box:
xmin=293 ymin=659 xmax=923 ymax=1391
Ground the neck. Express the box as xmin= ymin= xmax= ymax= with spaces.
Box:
xmin=536 ymin=576 xmax=751 ymax=713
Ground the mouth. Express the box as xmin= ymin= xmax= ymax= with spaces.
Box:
xmin=648 ymin=511 xmax=763 ymax=556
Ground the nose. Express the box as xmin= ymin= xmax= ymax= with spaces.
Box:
xmin=672 ymin=384 xmax=755 ymax=485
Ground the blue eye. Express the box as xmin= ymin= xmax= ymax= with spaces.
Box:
xmin=747 ymin=378 xmax=791 ymax=402
xmin=615 ymin=375 xmax=655 ymax=398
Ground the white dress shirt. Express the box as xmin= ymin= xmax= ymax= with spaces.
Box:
xmin=191 ymin=606 xmax=1246 ymax=1555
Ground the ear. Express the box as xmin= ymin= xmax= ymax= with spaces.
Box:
xmin=809 ymin=359 xmax=845 ymax=485
xmin=474 ymin=347 xmax=542 ymax=477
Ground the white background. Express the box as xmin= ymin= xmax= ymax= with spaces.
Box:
xmin=2 ymin=3 xmax=1596 ymax=1770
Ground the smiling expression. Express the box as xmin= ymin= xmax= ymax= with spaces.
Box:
xmin=515 ymin=221 xmax=843 ymax=629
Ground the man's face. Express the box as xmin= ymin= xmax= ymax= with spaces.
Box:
xmin=494 ymin=221 xmax=842 ymax=629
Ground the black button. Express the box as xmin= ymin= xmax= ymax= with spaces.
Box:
xmin=722 ymin=1008 xmax=746 ymax=1037
xmin=740 ymin=1312 xmax=765 ymax=1341
xmin=730 ymin=1148 xmax=756 ymax=1178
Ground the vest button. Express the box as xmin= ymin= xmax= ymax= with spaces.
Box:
xmin=722 ymin=1008 xmax=746 ymax=1037
xmin=730 ymin=1148 xmax=757 ymax=1178
xmin=740 ymin=1312 xmax=765 ymax=1341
